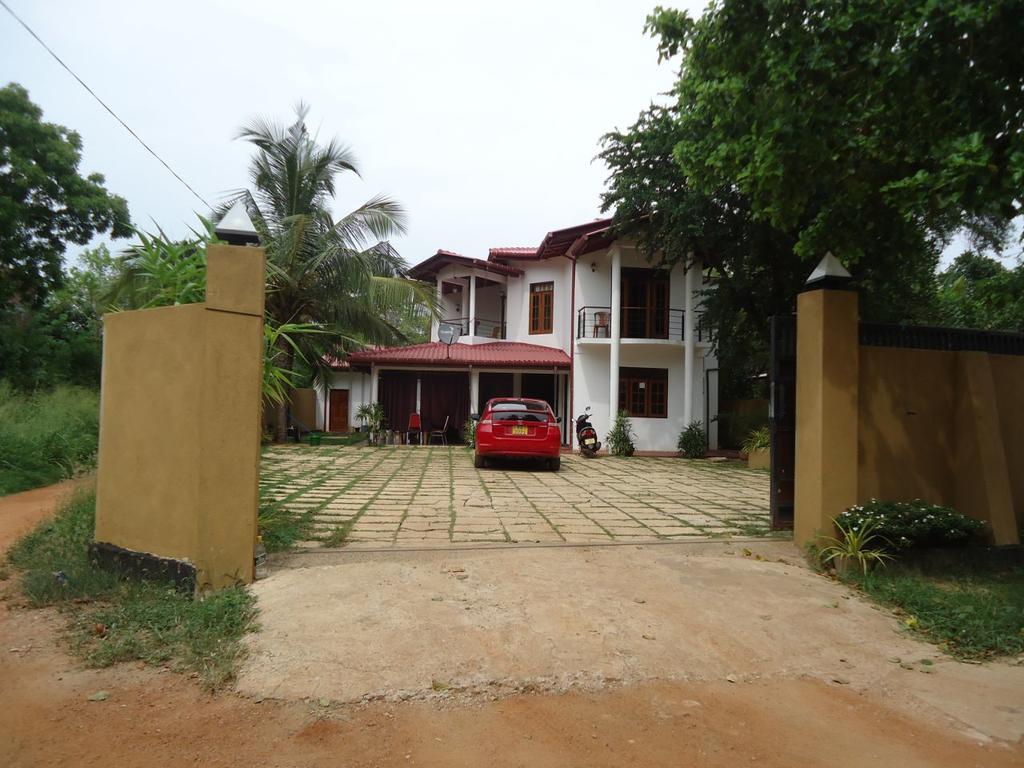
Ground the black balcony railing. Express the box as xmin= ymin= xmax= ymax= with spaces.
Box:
xmin=441 ymin=317 xmax=506 ymax=340
xmin=576 ymin=306 xmax=706 ymax=342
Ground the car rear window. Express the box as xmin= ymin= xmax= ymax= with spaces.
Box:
xmin=489 ymin=400 xmax=551 ymax=422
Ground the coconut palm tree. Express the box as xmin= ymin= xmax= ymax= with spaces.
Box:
xmin=229 ymin=104 xmax=435 ymax=441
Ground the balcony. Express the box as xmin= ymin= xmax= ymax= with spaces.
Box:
xmin=441 ymin=316 xmax=506 ymax=340
xmin=576 ymin=306 xmax=707 ymax=343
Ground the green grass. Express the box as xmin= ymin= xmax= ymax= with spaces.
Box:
xmin=845 ymin=565 xmax=1024 ymax=660
xmin=0 ymin=383 xmax=100 ymax=495
xmin=6 ymin=488 xmax=257 ymax=689
xmin=258 ymin=495 xmax=314 ymax=552
xmin=313 ymin=432 xmax=367 ymax=446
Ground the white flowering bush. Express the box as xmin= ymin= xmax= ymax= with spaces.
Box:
xmin=837 ymin=500 xmax=985 ymax=551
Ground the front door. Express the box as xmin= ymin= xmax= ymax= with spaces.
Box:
xmin=328 ymin=389 xmax=349 ymax=433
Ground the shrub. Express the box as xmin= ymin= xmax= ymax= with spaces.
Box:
xmin=0 ymin=383 xmax=100 ymax=495
xmin=838 ymin=499 xmax=986 ymax=551
xmin=677 ymin=420 xmax=706 ymax=458
xmin=462 ymin=418 xmax=477 ymax=448
xmin=606 ymin=410 xmax=635 ymax=456
xmin=741 ymin=426 xmax=770 ymax=455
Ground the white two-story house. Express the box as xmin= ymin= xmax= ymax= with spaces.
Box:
xmin=316 ymin=217 xmax=718 ymax=452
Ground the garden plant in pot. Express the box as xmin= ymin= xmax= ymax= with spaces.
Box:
xmin=356 ymin=403 xmax=385 ymax=446
xmin=742 ymin=426 xmax=770 ymax=470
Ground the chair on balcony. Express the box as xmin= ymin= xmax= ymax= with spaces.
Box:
xmin=594 ymin=311 xmax=610 ymax=338
xmin=407 ymin=413 xmax=422 ymax=446
xmin=428 ymin=415 xmax=450 ymax=446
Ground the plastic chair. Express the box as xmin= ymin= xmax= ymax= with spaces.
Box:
xmin=428 ymin=415 xmax=450 ymax=446
xmin=407 ymin=413 xmax=422 ymax=445
xmin=594 ymin=311 xmax=610 ymax=338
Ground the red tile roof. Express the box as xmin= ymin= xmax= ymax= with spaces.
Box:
xmin=347 ymin=341 xmax=570 ymax=369
xmin=408 ymin=250 xmax=522 ymax=281
xmin=488 ymin=246 xmax=538 ymax=260
xmin=535 ymin=218 xmax=615 ymax=260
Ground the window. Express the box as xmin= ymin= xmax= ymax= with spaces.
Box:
xmin=529 ymin=282 xmax=554 ymax=334
xmin=618 ymin=367 xmax=668 ymax=418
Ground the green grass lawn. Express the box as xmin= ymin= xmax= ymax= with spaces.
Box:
xmin=5 ymin=488 xmax=257 ymax=689
xmin=0 ymin=384 xmax=99 ymax=495
xmin=846 ymin=565 xmax=1024 ymax=660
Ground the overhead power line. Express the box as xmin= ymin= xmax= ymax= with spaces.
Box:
xmin=0 ymin=0 xmax=212 ymax=209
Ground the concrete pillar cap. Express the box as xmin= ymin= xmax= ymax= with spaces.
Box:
xmin=805 ymin=252 xmax=852 ymax=287
xmin=215 ymin=200 xmax=260 ymax=246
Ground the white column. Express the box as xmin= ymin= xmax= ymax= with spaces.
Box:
xmin=512 ymin=372 xmax=522 ymax=397
xmin=416 ymin=376 xmax=422 ymax=413
xmin=470 ymin=369 xmax=480 ymax=415
xmin=433 ymin=279 xmax=443 ymax=341
xmin=682 ymin=259 xmax=697 ymax=426
xmin=468 ymin=273 xmax=477 ymax=338
xmin=609 ymin=246 xmax=622 ymax=417
xmin=370 ymin=364 xmax=379 ymax=404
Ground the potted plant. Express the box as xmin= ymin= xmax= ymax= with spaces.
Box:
xmin=677 ymin=420 xmax=706 ymax=459
xmin=818 ymin=518 xmax=894 ymax=577
xmin=742 ymin=426 xmax=770 ymax=469
xmin=355 ymin=403 xmax=385 ymax=446
xmin=606 ymin=410 xmax=636 ymax=456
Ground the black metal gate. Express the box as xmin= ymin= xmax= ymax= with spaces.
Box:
xmin=768 ymin=316 xmax=796 ymax=530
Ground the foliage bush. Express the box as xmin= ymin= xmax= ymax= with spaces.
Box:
xmin=462 ymin=418 xmax=477 ymax=448
xmin=6 ymin=488 xmax=256 ymax=689
xmin=741 ymin=426 xmax=770 ymax=454
xmin=606 ymin=410 xmax=636 ymax=456
xmin=677 ymin=420 xmax=707 ymax=458
xmin=0 ymin=384 xmax=100 ymax=495
xmin=838 ymin=499 xmax=986 ymax=551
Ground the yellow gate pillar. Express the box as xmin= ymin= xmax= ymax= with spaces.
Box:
xmin=794 ymin=255 xmax=859 ymax=545
xmin=94 ymin=203 xmax=265 ymax=592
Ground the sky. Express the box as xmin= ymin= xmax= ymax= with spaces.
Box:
xmin=1 ymin=0 xmax=702 ymax=267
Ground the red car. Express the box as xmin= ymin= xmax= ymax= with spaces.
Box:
xmin=474 ymin=398 xmax=561 ymax=471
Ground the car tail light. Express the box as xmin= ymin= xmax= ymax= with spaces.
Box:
xmin=479 ymin=418 xmax=491 ymax=426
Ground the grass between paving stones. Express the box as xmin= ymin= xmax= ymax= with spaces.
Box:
xmin=322 ymin=446 xmax=417 ymax=547
xmin=393 ymin=446 xmax=435 ymax=543
xmin=258 ymin=493 xmax=315 ymax=552
xmin=844 ymin=565 xmax=1024 ymax=660
xmin=262 ymin=446 xmax=396 ymax=547
xmin=5 ymin=488 xmax=257 ymax=690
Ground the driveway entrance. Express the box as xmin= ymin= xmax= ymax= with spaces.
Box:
xmin=260 ymin=446 xmax=770 ymax=548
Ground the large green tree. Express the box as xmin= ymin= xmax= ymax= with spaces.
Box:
xmin=934 ymin=251 xmax=1024 ymax=331
xmin=0 ymin=83 xmax=131 ymax=307
xmin=601 ymin=1 xmax=1023 ymax=395
xmin=231 ymin=106 xmax=434 ymax=440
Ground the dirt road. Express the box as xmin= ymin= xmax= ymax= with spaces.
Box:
xmin=2 ymin=483 xmax=1021 ymax=767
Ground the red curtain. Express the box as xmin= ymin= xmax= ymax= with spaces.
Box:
xmin=420 ymin=372 xmax=469 ymax=438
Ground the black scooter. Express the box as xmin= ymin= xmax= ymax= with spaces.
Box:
xmin=575 ymin=407 xmax=602 ymax=457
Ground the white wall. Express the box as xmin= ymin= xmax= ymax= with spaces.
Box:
xmin=503 ymin=259 xmax=573 ymax=352
xmin=316 ymin=371 xmax=370 ymax=431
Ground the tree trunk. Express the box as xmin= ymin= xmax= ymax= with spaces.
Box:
xmin=273 ymin=345 xmax=295 ymax=443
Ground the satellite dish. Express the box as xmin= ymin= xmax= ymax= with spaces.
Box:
xmin=438 ymin=323 xmax=460 ymax=346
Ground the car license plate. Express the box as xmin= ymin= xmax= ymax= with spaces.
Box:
xmin=511 ymin=426 xmax=528 ymax=436
xmin=584 ymin=438 xmax=596 ymax=445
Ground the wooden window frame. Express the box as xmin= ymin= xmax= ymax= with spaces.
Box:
xmin=529 ymin=281 xmax=554 ymax=335
xmin=617 ymin=367 xmax=668 ymax=419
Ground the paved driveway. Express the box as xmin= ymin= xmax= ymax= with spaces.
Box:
xmin=260 ymin=445 xmax=770 ymax=548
